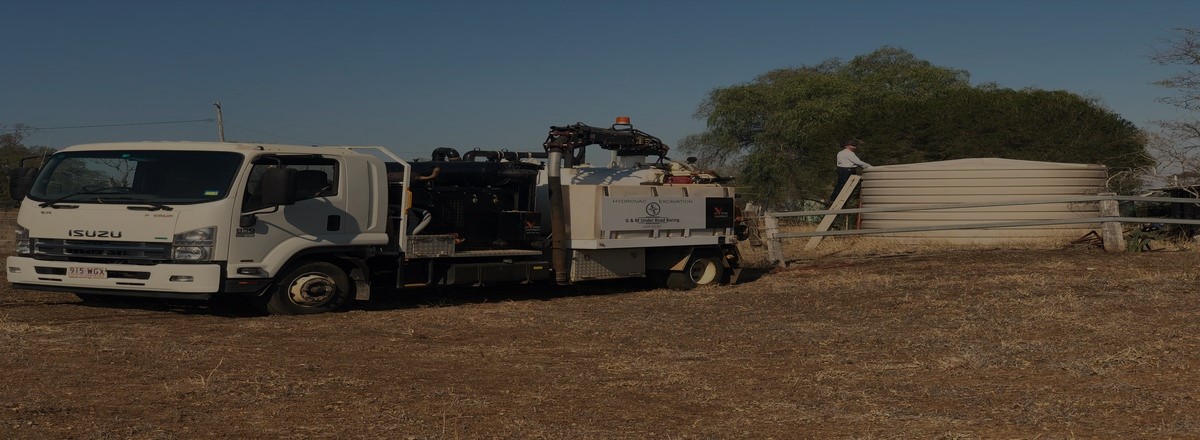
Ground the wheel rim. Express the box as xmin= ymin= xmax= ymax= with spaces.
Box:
xmin=687 ymin=258 xmax=718 ymax=285
xmin=287 ymin=272 xmax=338 ymax=307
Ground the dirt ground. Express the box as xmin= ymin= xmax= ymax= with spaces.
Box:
xmin=3 ymin=236 xmax=1200 ymax=438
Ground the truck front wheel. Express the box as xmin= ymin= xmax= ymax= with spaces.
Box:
xmin=263 ymin=261 xmax=352 ymax=315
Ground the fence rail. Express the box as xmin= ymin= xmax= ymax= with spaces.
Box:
xmin=758 ymin=193 xmax=1200 ymax=267
xmin=769 ymin=195 xmax=1200 ymax=218
xmin=773 ymin=216 xmax=1200 ymax=239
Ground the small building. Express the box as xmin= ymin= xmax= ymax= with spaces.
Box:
xmin=860 ymin=158 xmax=1108 ymax=244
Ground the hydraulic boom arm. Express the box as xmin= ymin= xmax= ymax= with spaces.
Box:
xmin=542 ymin=118 xmax=669 ymax=164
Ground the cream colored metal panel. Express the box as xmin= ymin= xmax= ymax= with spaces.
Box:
xmin=864 ymin=170 xmax=1107 ymax=179
xmin=566 ymin=185 xmax=600 ymax=240
xmin=863 ymin=211 xmax=1095 ymax=221
xmin=685 ymin=185 xmax=732 ymax=197
xmin=605 ymin=185 xmax=655 ymax=197
xmin=860 ymin=221 xmax=1094 ymax=230
xmin=860 ymin=158 xmax=1107 ymax=243
xmin=861 ymin=177 xmax=1106 ymax=188
xmin=861 ymin=203 xmax=1094 ymax=213
xmin=655 ymin=186 xmax=688 ymax=197
xmin=860 ymin=195 xmax=1103 ymax=204
xmin=861 ymin=186 xmax=1106 ymax=196
xmin=871 ymin=228 xmax=1095 ymax=238
xmin=866 ymin=158 xmax=1105 ymax=171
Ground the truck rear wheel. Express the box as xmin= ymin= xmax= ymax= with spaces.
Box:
xmin=263 ymin=261 xmax=352 ymax=315
xmin=665 ymin=255 xmax=724 ymax=290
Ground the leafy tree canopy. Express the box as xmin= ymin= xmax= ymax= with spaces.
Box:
xmin=682 ymin=47 xmax=1150 ymax=206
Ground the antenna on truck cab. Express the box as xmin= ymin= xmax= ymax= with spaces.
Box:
xmin=213 ymin=100 xmax=226 ymax=142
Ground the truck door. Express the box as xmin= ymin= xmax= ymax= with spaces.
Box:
xmin=227 ymin=155 xmax=353 ymax=274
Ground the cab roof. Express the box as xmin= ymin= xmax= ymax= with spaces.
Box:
xmin=59 ymin=141 xmax=379 ymax=157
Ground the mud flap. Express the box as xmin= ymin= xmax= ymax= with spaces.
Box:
xmin=721 ymin=244 xmax=742 ymax=285
xmin=348 ymin=265 xmax=371 ymax=301
xmin=727 ymin=267 xmax=743 ymax=284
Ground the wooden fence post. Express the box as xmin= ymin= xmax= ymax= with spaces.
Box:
xmin=763 ymin=212 xmax=786 ymax=268
xmin=744 ymin=202 xmax=764 ymax=247
xmin=1099 ymin=193 xmax=1125 ymax=252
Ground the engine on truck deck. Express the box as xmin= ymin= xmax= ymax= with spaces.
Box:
xmin=386 ymin=149 xmax=543 ymax=251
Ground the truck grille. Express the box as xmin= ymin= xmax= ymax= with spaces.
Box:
xmin=32 ymin=239 xmax=171 ymax=265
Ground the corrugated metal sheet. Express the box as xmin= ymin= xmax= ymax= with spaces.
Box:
xmin=860 ymin=158 xmax=1108 ymax=243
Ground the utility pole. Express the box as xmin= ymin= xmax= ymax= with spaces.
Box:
xmin=213 ymin=100 xmax=226 ymax=142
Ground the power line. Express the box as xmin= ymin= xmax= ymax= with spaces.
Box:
xmin=224 ymin=121 xmax=320 ymax=145
xmin=13 ymin=116 xmax=323 ymax=146
xmin=28 ymin=118 xmax=215 ymax=130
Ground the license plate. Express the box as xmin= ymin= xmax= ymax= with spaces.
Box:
xmin=67 ymin=267 xmax=107 ymax=279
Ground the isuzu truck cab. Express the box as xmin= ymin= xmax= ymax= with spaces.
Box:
xmin=6 ymin=142 xmax=398 ymax=312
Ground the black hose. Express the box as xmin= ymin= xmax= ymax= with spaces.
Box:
xmin=407 ymin=208 xmax=433 ymax=235
xmin=463 ymin=150 xmax=503 ymax=162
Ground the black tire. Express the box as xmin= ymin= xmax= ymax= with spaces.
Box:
xmin=665 ymin=256 xmax=724 ymax=291
xmin=262 ymin=261 xmax=352 ymax=315
xmin=645 ymin=270 xmax=671 ymax=288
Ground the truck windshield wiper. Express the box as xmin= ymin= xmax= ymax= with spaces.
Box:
xmin=38 ymin=186 xmax=134 ymax=208
xmin=121 ymin=201 xmax=174 ymax=211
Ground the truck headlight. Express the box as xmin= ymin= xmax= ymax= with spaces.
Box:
xmin=173 ymin=246 xmax=210 ymax=261
xmin=14 ymin=224 xmax=30 ymax=256
xmin=173 ymin=226 xmax=215 ymax=262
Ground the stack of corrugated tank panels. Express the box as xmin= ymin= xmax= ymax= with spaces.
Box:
xmin=860 ymin=158 xmax=1108 ymax=244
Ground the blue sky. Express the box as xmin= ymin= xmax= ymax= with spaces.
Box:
xmin=2 ymin=1 xmax=1196 ymax=159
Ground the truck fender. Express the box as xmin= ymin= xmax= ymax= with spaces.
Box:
xmin=648 ymin=245 xmax=740 ymax=285
xmin=270 ymin=248 xmax=371 ymax=300
xmin=646 ymin=246 xmax=694 ymax=272
xmin=337 ymin=256 xmax=371 ymax=301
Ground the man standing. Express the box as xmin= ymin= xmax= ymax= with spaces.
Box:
xmin=828 ymin=139 xmax=871 ymax=204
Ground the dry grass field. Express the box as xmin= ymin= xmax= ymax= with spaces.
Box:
xmin=3 ymin=213 xmax=1200 ymax=438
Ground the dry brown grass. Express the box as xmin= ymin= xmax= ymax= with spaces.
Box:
xmin=3 ymin=217 xmax=1200 ymax=438
xmin=752 ymin=218 xmax=1200 ymax=264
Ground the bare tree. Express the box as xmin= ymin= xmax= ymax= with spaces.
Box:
xmin=0 ymin=123 xmax=35 ymax=149
xmin=1143 ymin=28 xmax=1200 ymax=190
xmin=1153 ymin=28 xmax=1200 ymax=149
xmin=1153 ymin=28 xmax=1200 ymax=111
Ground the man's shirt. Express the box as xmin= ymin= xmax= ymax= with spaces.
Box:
xmin=836 ymin=149 xmax=871 ymax=168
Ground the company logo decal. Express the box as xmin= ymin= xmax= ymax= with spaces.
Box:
xmin=625 ymin=200 xmax=687 ymax=225
xmin=68 ymin=230 xmax=124 ymax=238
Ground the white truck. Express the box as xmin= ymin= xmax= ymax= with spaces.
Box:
xmin=5 ymin=118 xmax=744 ymax=314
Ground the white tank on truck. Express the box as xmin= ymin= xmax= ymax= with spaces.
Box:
xmin=5 ymin=118 xmax=746 ymax=314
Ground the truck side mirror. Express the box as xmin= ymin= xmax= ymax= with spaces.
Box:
xmin=8 ymin=167 xmax=38 ymax=200
xmin=260 ymin=167 xmax=297 ymax=207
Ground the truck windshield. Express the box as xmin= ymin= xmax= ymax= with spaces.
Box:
xmin=27 ymin=150 xmax=244 ymax=205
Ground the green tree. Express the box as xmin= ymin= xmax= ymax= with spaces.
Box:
xmin=683 ymin=47 xmax=1150 ymax=207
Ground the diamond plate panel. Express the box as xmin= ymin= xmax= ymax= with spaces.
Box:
xmin=406 ymin=235 xmax=456 ymax=257
xmin=570 ymin=249 xmax=645 ymax=281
